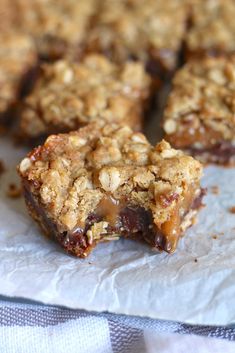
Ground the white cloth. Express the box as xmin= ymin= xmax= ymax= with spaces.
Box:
xmin=0 ymin=298 xmax=235 ymax=353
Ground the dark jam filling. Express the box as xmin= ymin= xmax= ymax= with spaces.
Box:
xmin=189 ymin=142 xmax=235 ymax=164
xmin=23 ymin=180 xmax=205 ymax=257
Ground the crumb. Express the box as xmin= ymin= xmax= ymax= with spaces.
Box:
xmin=212 ymin=235 xmax=217 ymax=239
xmin=229 ymin=206 xmax=235 ymax=214
xmin=0 ymin=124 xmax=7 ymax=135
xmin=6 ymin=183 xmax=22 ymax=198
xmin=210 ymin=185 xmax=219 ymax=195
xmin=0 ymin=160 xmax=5 ymax=175
xmin=194 ymin=258 xmax=198 ymax=263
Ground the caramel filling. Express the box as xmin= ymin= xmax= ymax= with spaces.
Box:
xmin=92 ymin=186 xmax=202 ymax=253
xmin=23 ymin=179 xmax=204 ymax=257
xmin=161 ymin=185 xmax=200 ymax=252
xmin=96 ymin=195 xmax=122 ymax=227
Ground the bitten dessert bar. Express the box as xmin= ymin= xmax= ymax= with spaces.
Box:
xmin=19 ymin=54 xmax=152 ymax=139
xmin=185 ymin=0 xmax=235 ymax=59
xmin=86 ymin=0 xmax=188 ymax=77
xmin=18 ymin=123 xmax=204 ymax=258
xmin=163 ymin=56 xmax=235 ymax=164
xmin=0 ymin=31 xmax=37 ymax=124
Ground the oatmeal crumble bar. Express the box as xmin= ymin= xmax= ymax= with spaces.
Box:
xmin=86 ymin=0 xmax=188 ymax=77
xmin=28 ymin=0 xmax=97 ymax=61
xmin=163 ymin=56 xmax=235 ymax=164
xmin=18 ymin=123 xmax=204 ymax=257
xmin=19 ymin=54 xmax=152 ymax=139
xmin=185 ymin=0 xmax=235 ymax=59
xmin=0 ymin=31 xmax=37 ymax=124
xmin=2 ymin=0 xmax=96 ymax=61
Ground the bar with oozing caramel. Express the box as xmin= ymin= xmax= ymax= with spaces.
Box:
xmin=18 ymin=123 xmax=204 ymax=257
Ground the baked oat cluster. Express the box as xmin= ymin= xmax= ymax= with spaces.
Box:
xmin=186 ymin=0 xmax=235 ymax=58
xmin=163 ymin=56 xmax=235 ymax=163
xmin=0 ymin=31 xmax=37 ymax=121
xmin=20 ymin=54 xmax=152 ymax=138
xmin=86 ymin=0 xmax=188 ymax=73
xmin=19 ymin=123 xmax=203 ymax=257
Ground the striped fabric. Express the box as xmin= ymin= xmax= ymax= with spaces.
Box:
xmin=0 ymin=299 xmax=235 ymax=352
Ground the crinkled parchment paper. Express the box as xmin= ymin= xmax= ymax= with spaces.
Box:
xmin=1 ymin=127 xmax=235 ymax=326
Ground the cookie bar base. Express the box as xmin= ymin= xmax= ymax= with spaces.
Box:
xmin=23 ymin=179 xmax=205 ymax=258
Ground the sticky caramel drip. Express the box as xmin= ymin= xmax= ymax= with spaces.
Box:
xmin=161 ymin=185 xmax=199 ymax=252
xmin=96 ymin=195 xmax=122 ymax=227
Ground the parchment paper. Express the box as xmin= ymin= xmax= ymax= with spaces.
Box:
xmin=1 ymin=129 xmax=235 ymax=326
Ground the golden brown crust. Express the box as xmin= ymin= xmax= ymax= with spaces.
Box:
xmin=18 ymin=123 xmax=203 ymax=252
xmin=20 ymin=55 xmax=152 ymax=138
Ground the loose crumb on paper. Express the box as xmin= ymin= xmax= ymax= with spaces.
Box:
xmin=229 ymin=206 xmax=235 ymax=214
xmin=0 ymin=160 xmax=5 ymax=176
xmin=6 ymin=183 xmax=22 ymax=198
xmin=0 ymin=125 xmax=6 ymax=136
xmin=210 ymin=185 xmax=219 ymax=195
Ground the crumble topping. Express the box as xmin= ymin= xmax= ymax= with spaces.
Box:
xmin=20 ymin=54 xmax=152 ymax=137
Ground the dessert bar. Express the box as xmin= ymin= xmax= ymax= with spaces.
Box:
xmin=18 ymin=123 xmax=204 ymax=257
xmin=185 ymin=0 xmax=235 ymax=59
xmin=86 ymin=0 xmax=188 ymax=78
xmin=2 ymin=0 xmax=96 ymax=62
xmin=163 ymin=56 xmax=235 ymax=164
xmin=19 ymin=54 xmax=152 ymax=139
xmin=0 ymin=31 xmax=37 ymax=124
